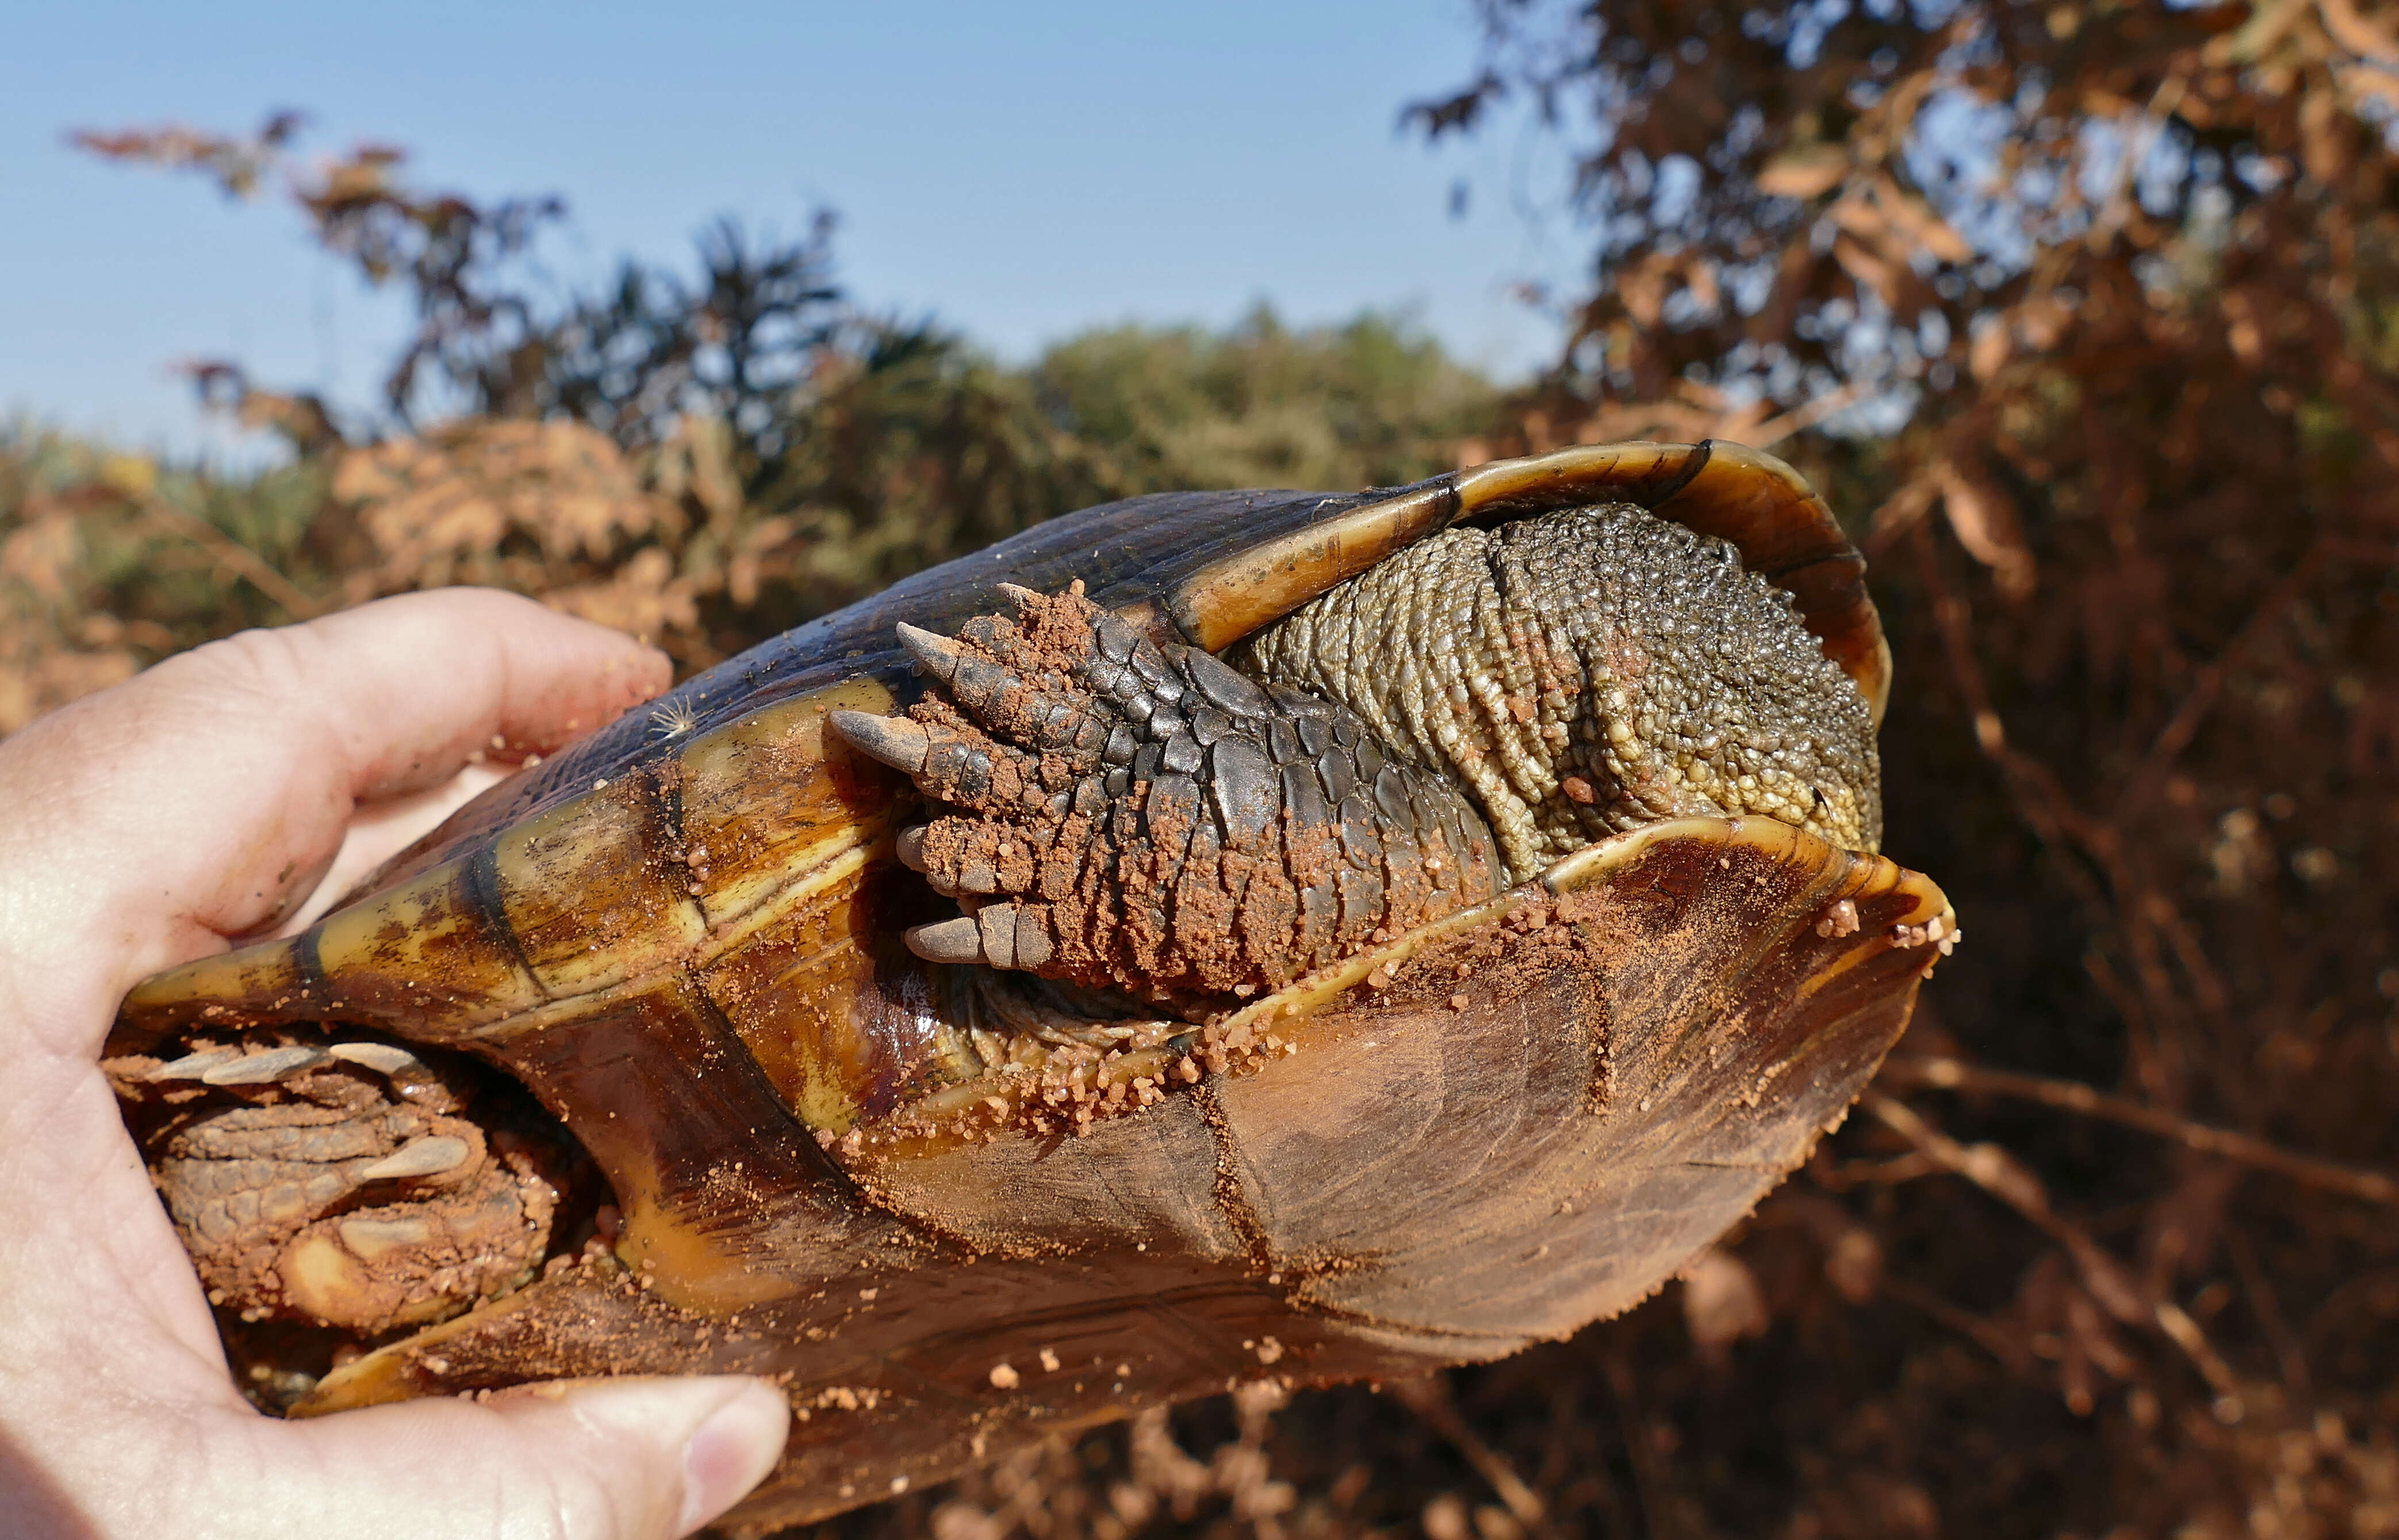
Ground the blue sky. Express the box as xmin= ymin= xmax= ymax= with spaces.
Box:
xmin=1 ymin=1 xmax=1581 ymax=463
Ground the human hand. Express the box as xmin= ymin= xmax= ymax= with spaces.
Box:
xmin=0 ymin=591 xmax=790 ymax=1539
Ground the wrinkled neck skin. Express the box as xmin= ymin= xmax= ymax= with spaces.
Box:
xmin=1232 ymin=501 xmax=1883 ymax=882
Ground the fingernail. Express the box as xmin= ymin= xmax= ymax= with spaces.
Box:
xmin=677 ymin=1380 xmax=790 ymax=1536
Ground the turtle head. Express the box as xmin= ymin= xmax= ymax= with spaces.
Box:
xmin=1230 ymin=500 xmax=1883 ymax=882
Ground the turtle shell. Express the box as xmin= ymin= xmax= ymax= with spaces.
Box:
xmin=114 ymin=441 xmax=1946 ymax=1533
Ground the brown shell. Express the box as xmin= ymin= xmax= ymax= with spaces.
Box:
xmin=112 ymin=443 xmax=1938 ymax=1531
xmin=283 ymin=819 xmax=1946 ymax=1533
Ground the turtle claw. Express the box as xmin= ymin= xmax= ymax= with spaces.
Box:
xmin=356 ymin=1134 xmax=473 ymax=1181
xmin=116 ymin=1028 xmax=568 ymax=1338
xmin=202 ymin=1045 xmax=330 ymax=1086
xmin=907 ymin=907 xmax=1053 ymax=971
xmin=327 ymin=1041 xmax=424 ymax=1075
xmin=980 ymin=903 xmax=1053 ymax=970
xmin=906 ymin=915 xmax=987 ymax=965
xmin=149 ymin=1047 xmax=243 ymax=1082
xmin=895 ymin=825 xmax=931 ymax=872
xmin=895 ymin=622 xmax=964 ymax=683
xmin=881 ymin=582 xmax=1503 ymax=1005
xmin=830 ymin=710 xmax=932 ymax=774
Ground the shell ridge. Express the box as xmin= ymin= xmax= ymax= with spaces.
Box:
xmin=463 ymin=839 xmax=554 ymax=1007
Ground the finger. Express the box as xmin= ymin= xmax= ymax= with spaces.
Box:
xmin=0 ymin=589 xmax=669 ymax=1025
xmin=12 ymin=1376 xmax=790 ymax=1540
xmin=271 ymin=759 xmax=514 ymax=937
xmin=266 ymin=1377 xmax=790 ymax=1540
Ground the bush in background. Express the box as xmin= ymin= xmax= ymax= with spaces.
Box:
xmin=3 ymin=118 xmax=1500 ymax=729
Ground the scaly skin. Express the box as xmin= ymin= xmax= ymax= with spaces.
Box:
xmin=109 ymin=1031 xmax=574 ymax=1339
xmin=833 ymin=584 xmax=1504 ymax=1010
xmin=840 ymin=502 xmax=1883 ymax=1014
xmin=1235 ymin=501 xmax=1883 ymax=873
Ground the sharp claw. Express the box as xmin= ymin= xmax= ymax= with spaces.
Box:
xmin=963 ymin=904 xmax=1051 ymax=970
xmin=327 ymin=1041 xmax=427 ymax=1077
xmin=895 ymin=622 xmax=963 ymax=683
xmin=994 ymin=581 xmax=1041 ymax=615
xmin=950 ymin=657 xmax=1013 ymax=717
xmin=902 ymin=823 xmax=961 ymax=895
xmin=149 ymin=1047 xmax=242 ymax=1082
xmin=906 ymin=915 xmax=987 ymax=964
xmin=202 ymin=1045 xmax=329 ymax=1085
xmin=830 ymin=710 xmax=932 ymax=773
xmin=338 ymin=1215 xmax=432 ymax=1258
xmin=356 ymin=1135 xmax=472 ymax=1181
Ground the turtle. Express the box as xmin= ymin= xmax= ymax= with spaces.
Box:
xmin=109 ymin=439 xmax=1955 ymax=1534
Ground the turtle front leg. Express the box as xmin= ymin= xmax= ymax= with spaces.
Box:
xmin=831 ymin=583 xmax=1501 ymax=1011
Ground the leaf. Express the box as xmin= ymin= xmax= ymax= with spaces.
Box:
xmin=1969 ymin=317 xmax=2011 ymax=381
xmin=1871 ymin=175 xmax=1976 ymax=266
xmin=1866 ymin=474 xmax=1941 ymax=550
xmin=1936 ymin=461 xmax=2037 ymax=599
xmin=1756 ymin=145 xmax=1850 ymax=199
xmin=1833 ymin=234 xmax=1900 ymax=305
xmin=2318 ymin=0 xmax=2399 ymax=64
xmin=1680 ymin=1246 xmax=1770 ymax=1350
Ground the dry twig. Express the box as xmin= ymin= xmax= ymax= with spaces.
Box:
xmin=1881 ymin=1054 xmax=2399 ymax=1205
xmin=1388 ymin=1374 xmax=1553 ymax=1537
xmin=140 ymin=500 xmax=323 ymax=619
xmin=1865 ymin=1094 xmax=2247 ymax=1417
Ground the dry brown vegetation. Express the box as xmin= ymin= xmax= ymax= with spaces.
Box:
xmin=7 ymin=116 xmax=1497 ymax=718
xmin=12 ymin=1 xmax=2399 ymax=1533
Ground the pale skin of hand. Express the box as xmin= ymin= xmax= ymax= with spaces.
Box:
xmin=0 ymin=591 xmax=790 ymax=1540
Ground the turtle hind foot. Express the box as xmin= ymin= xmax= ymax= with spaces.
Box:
xmin=107 ymin=1029 xmax=592 ymax=1342
xmin=830 ymin=584 xmax=1505 ymax=1006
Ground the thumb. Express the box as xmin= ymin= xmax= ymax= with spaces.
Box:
xmin=262 ymin=1376 xmax=790 ymax=1540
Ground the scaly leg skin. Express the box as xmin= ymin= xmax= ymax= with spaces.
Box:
xmin=105 ymin=1032 xmax=577 ymax=1337
xmin=831 ymin=583 xmax=1503 ymax=1014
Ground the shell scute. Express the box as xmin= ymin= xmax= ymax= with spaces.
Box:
xmin=1200 ymin=818 xmax=1945 ymax=1343
xmin=673 ymin=677 xmax=903 ymax=936
xmin=489 ymin=774 xmax=708 ymax=998
xmin=308 ymin=856 xmax=545 ymax=1032
xmin=852 ymin=1088 xmax=1248 ymax=1263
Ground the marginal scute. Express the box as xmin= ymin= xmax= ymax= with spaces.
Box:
xmin=669 ymin=676 xmax=901 ymax=937
xmin=118 ymin=677 xmax=903 ymax=1063
xmin=296 ymin=855 xmax=545 ymax=1035
xmin=490 ymin=776 xmax=709 ymax=998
